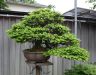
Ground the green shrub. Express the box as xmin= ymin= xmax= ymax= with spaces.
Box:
xmin=64 ymin=64 xmax=96 ymax=75
xmin=7 ymin=8 xmax=89 ymax=61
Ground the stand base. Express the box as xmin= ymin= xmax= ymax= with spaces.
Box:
xmin=26 ymin=61 xmax=53 ymax=75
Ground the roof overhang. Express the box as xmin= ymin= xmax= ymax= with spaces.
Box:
xmin=63 ymin=7 xmax=96 ymax=22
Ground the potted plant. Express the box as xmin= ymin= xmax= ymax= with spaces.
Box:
xmin=7 ymin=8 xmax=89 ymax=62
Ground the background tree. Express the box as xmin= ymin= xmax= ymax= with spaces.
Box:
xmin=0 ymin=0 xmax=8 ymax=10
xmin=87 ymin=0 xmax=96 ymax=9
xmin=24 ymin=0 xmax=36 ymax=4
xmin=48 ymin=4 xmax=55 ymax=9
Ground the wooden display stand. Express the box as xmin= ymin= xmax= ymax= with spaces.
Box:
xmin=26 ymin=61 xmax=53 ymax=75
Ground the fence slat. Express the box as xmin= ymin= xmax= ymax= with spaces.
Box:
xmin=0 ymin=17 xmax=3 ymax=75
xmin=3 ymin=17 xmax=10 ymax=75
xmin=9 ymin=18 xmax=16 ymax=75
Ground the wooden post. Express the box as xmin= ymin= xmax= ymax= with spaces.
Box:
xmin=36 ymin=65 xmax=41 ymax=75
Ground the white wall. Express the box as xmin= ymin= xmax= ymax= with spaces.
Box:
xmin=7 ymin=2 xmax=40 ymax=12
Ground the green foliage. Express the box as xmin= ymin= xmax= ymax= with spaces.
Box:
xmin=0 ymin=0 xmax=8 ymax=10
xmin=23 ymin=0 xmax=36 ymax=4
xmin=87 ymin=0 xmax=96 ymax=9
xmin=64 ymin=64 xmax=96 ymax=75
xmin=7 ymin=8 xmax=89 ymax=61
xmin=45 ymin=23 xmax=70 ymax=35
xmin=88 ymin=0 xmax=96 ymax=3
xmin=21 ymin=8 xmax=63 ymax=27
xmin=48 ymin=4 xmax=55 ymax=9
xmin=44 ymin=46 xmax=89 ymax=61
xmin=7 ymin=23 xmax=48 ymax=43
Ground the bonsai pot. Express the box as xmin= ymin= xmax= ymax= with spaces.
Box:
xmin=23 ymin=50 xmax=50 ymax=62
xmin=23 ymin=45 xmax=50 ymax=62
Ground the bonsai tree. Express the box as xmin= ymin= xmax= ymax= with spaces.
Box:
xmin=7 ymin=8 xmax=89 ymax=61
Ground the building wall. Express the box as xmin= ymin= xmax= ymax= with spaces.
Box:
xmin=7 ymin=2 xmax=41 ymax=12
xmin=0 ymin=15 xmax=96 ymax=75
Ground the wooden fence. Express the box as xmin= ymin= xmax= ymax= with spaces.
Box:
xmin=0 ymin=15 xmax=96 ymax=75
